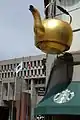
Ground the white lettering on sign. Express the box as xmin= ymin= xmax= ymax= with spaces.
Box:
xmin=53 ymin=89 xmax=75 ymax=104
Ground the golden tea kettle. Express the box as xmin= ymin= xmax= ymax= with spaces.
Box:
xmin=29 ymin=3 xmax=73 ymax=54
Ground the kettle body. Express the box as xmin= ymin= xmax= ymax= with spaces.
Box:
xmin=35 ymin=18 xmax=73 ymax=54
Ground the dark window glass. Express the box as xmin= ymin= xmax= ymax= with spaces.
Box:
xmin=21 ymin=71 xmax=22 ymax=76
xmin=24 ymin=70 xmax=26 ymax=76
xmin=34 ymin=61 xmax=36 ymax=66
xmin=1 ymin=66 xmax=3 ymax=70
xmin=23 ymin=62 xmax=26 ymax=68
xmin=38 ymin=69 xmax=40 ymax=74
xmin=38 ymin=60 xmax=40 ymax=66
xmin=18 ymin=72 xmax=19 ymax=77
xmin=30 ymin=61 xmax=32 ymax=67
xmin=7 ymin=64 xmax=9 ymax=69
xmin=11 ymin=64 xmax=12 ymax=69
xmin=4 ymin=65 xmax=6 ymax=70
xmin=2 ymin=73 xmax=4 ymax=78
xmin=8 ymin=72 xmax=10 ymax=77
xmin=34 ymin=79 xmax=37 ymax=84
xmin=5 ymin=73 xmax=7 ymax=78
xmin=35 ymin=69 xmax=37 ymax=75
xmin=14 ymin=64 xmax=16 ymax=68
xmin=42 ymin=79 xmax=46 ymax=84
xmin=29 ymin=79 xmax=31 ymax=84
xmin=28 ymin=70 xmax=29 ymax=76
xmin=11 ymin=72 xmax=13 ymax=77
xmin=31 ymin=70 xmax=33 ymax=75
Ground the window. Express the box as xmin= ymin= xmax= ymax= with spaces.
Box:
xmin=1 ymin=66 xmax=3 ymax=70
xmin=17 ymin=63 xmax=19 ymax=66
xmin=11 ymin=64 xmax=12 ymax=69
xmin=38 ymin=60 xmax=40 ymax=66
xmin=4 ymin=83 xmax=8 ymax=96
xmin=34 ymin=79 xmax=37 ymax=84
xmin=28 ymin=70 xmax=29 ymax=76
xmin=24 ymin=70 xmax=26 ymax=76
xmin=38 ymin=78 xmax=46 ymax=84
xmin=18 ymin=72 xmax=19 ymax=77
xmin=44 ymin=71 xmax=46 ymax=76
xmin=42 ymin=69 xmax=45 ymax=74
xmin=38 ymin=87 xmax=45 ymax=91
xmin=7 ymin=64 xmax=9 ymax=69
xmin=30 ymin=61 xmax=32 ymax=67
xmin=29 ymin=79 xmax=31 ymax=85
xmin=0 ymin=73 xmax=1 ymax=78
xmin=23 ymin=62 xmax=26 ymax=68
xmin=14 ymin=64 xmax=16 ymax=68
xmin=18 ymin=71 xmax=23 ymax=77
xmin=8 ymin=72 xmax=10 ymax=78
xmin=29 ymin=86 xmax=31 ymax=90
xmin=27 ymin=79 xmax=31 ymax=90
xmin=42 ymin=58 xmax=46 ymax=65
xmin=42 ymin=79 xmax=46 ymax=84
xmin=31 ymin=70 xmax=33 ymax=75
xmin=21 ymin=71 xmax=23 ymax=76
xmin=35 ymin=69 xmax=37 ymax=75
xmin=5 ymin=73 xmax=7 ymax=78
xmin=27 ymin=62 xmax=31 ymax=69
xmin=14 ymin=72 xmax=16 ymax=77
xmin=11 ymin=72 xmax=13 ymax=77
xmin=27 ymin=62 xmax=29 ymax=67
xmin=2 ymin=73 xmax=4 ymax=78
xmin=32 ymin=61 xmax=34 ymax=68
xmin=38 ymin=69 xmax=40 ymax=75
xmin=34 ymin=61 xmax=36 ymax=66
xmin=4 ymin=65 xmax=6 ymax=70
xmin=38 ymin=79 xmax=42 ymax=84
xmin=10 ymin=83 xmax=15 ymax=95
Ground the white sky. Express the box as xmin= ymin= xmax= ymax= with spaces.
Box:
xmin=0 ymin=0 xmax=44 ymax=60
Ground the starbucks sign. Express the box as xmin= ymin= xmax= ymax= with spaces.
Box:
xmin=53 ymin=89 xmax=75 ymax=104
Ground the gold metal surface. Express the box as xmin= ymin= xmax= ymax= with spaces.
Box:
xmin=35 ymin=18 xmax=73 ymax=54
xmin=29 ymin=5 xmax=73 ymax=54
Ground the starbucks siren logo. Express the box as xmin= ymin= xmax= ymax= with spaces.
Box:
xmin=53 ymin=89 xmax=75 ymax=104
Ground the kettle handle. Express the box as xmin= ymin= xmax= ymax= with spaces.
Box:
xmin=45 ymin=2 xmax=72 ymax=24
xmin=57 ymin=5 xmax=72 ymax=24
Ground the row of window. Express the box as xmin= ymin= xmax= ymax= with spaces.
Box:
xmin=2 ymin=79 xmax=46 ymax=95
xmin=0 ymin=69 xmax=46 ymax=78
xmin=26 ymin=78 xmax=46 ymax=90
xmin=26 ymin=78 xmax=46 ymax=85
xmin=3 ymin=82 xmax=15 ymax=96
xmin=0 ymin=59 xmax=46 ymax=71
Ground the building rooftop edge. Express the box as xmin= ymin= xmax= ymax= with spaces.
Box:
xmin=0 ymin=54 xmax=46 ymax=63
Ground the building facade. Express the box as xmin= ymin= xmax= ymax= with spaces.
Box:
xmin=0 ymin=54 xmax=46 ymax=108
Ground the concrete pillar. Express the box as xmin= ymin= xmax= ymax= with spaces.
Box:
xmin=0 ymin=82 xmax=2 ymax=100
xmin=9 ymin=83 xmax=13 ymax=100
xmin=8 ymin=108 xmax=11 ymax=120
xmin=46 ymin=54 xmax=56 ymax=86
xmin=31 ymin=79 xmax=37 ymax=120
xmin=16 ymin=93 xmax=31 ymax=120
xmin=8 ymin=82 xmax=10 ymax=101
xmin=14 ymin=76 xmax=16 ymax=100
xmin=15 ymin=77 xmax=21 ymax=100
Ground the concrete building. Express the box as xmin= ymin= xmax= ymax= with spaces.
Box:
xmin=0 ymin=54 xmax=46 ymax=119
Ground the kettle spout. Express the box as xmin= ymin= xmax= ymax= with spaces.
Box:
xmin=29 ymin=5 xmax=42 ymax=23
xmin=29 ymin=5 xmax=45 ymax=36
xmin=29 ymin=5 xmax=35 ymax=12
